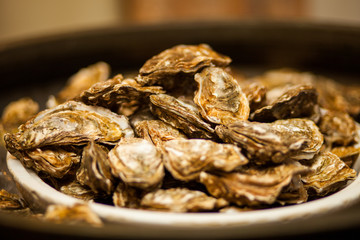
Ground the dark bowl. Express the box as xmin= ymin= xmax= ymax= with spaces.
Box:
xmin=1 ymin=21 xmax=360 ymax=240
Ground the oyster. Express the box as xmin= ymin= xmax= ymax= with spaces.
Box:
xmin=79 ymin=75 xmax=164 ymax=110
xmin=1 ymin=97 xmax=39 ymax=133
xmin=137 ymin=44 xmax=231 ymax=89
xmin=47 ymin=62 xmax=110 ymax=107
xmin=253 ymin=69 xmax=315 ymax=90
xmin=24 ymin=147 xmax=81 ymax=178
xmin=301 ymin=152 xmax=357 ymax=196
xmin=277 ymin=175 xmax=308 ymax=205
xmin=216 ymin=119 xmax=323 ymax=164
xmin=60 ymin=182 xmax=97 ymax=201
xmin=200 ymin=161 xmax=309 ymax=206
xmin=150 ymin=94 xmax=215 ymax=139
xmin=108 ymin=138 xmax=164 ymax=189
xmin=44 ymin=203 xmax=102 ymax=226
xmin=163 ymin=139 xmax=248 ymax=181
xmin=239 ymin=81 xmax=267 ymax=112
xmin=318 ymin=109 xmax=357 ymax=147
xmin=4 ymin=101 xmax=134 ymax=160
xmin=194 ymin=67 xmax=250 ymax=124
xmin=134 ymin=120 xmax=187 ymax=147
xmin=76 ymin=141 xmax=116 ymax=194
xmin=129 ymin=107 xmax=157 ymax=127
xmin=331 ymin=146 xmax=360 ymax=167
xmin=140 ymin=188 xmax=228 ymax=212
xmin=251 ymin=85 xmax=319 ymax=122
xmin=113 ymin=182 xmax=142 ymax=208
xmin=0 ymin=189 xmax=26 ymax=211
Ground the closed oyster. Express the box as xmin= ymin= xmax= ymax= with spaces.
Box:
xmin=47 ymin=62 xmax=110 ymax=107
xmin=331 ymin=146 xmax=360 ymax=167
xmin=137 ymin=44 xmax=231 ymax=89
xmin=60 ymin=182 xmax=97 ymax=201
xmin=44 ymin=203 xmax=102 ymax=226
xmin=194 ymin=67 xmax=250 ymax=124
xmin=79 ymin=75 xmax=164 ymax=110
xmin=113 ymin=182 xmax=142 ymax=208
xmin=76 ymin=141 xmax=116 ymax=194
xmin=216 ymin=119 xmax=323 ymax=164
xmin=163 ymin=139 xmax=248 ymax=181
xmin=1 ymin=97 xmax=39 ymax=133
xmin=134 ymin=120 xmax=187 ymax=147
xmin=318 ymin=109 xmax=357 ymax=147
xmin=253 ymin=69 xmax=315 ymax=90
xmin=301 ymin=152 xmax=357 ymax=196
xmin=251 ymin=85 xmax=319 ymax=122
xmin=4 ymin=101 xmax=134 ymax=160
xmin=239 ymin=81 xmax=267 ymax=112
xmin=277 ymin=175 xmax=308 ymax=205
xmin=0 ymin=189 xmax=26 ymax=211
xmin=200 ymin=161 xmax=309 ymax=206
xmin=24 ymin=147 xmax=81 ymax=178
xmin=140 ymin=188 xmax=228 ymax=212
xmin=108 ymin=138 xmax=164 ymax=189
xmin=150 ymin=94 xmax=215 ymax=139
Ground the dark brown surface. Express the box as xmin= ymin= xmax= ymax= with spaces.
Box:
xmin=1 ymin=21 xmax=360 ymax=239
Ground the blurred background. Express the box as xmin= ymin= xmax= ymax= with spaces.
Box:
xmin=1 ymin=0 xmax=360 ymax=44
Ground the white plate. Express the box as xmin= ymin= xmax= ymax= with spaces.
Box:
xmin=6 ymin=152 xmax=360 ymax=238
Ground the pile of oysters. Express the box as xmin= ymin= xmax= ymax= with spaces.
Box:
xmin=2 ymin=44 xmax=360 ymax=213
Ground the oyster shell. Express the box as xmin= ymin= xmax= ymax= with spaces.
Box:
xmin=163 ymin=139 xmax=248 ymax=181
xmin=137 ymin=44 xmax=231 ymax=89
xmin=150 ymin=94 xmax=215 ymax=139
xmin=1 ymin=97 xmax=39 ymax=133
xmin=215 ymin=119 xmax=323 ymax=164
xmin=200 ymin=161 xmax=310 ymax=206
xmin=24 ymin=147 xmax=81 ymax=178
xmin=301 ymin=151 xmax=357 ymax=196
xmin=239 ymin=81 xmax=267 ymax=112
xmin=140 ymin=188 xmax=228 ymax=212
xmin=251 ymin=85 xmax=319 ymax=122
xmin=194 ymin=67 xmax=250 ymax=124
xmin=318 ymin=109 xmax=357 ymax=147
xmin=277 ymin=175 xmax=308 ymax=205
xmin=60 ymin=181 xmax=97 ymax=201
xmin=331 ymin=146 xmax=360 ymax=167
xmin=0 ymin=189 xmax=26 ymax=211
xmin=44 ymin=203 xmax=102 ymax=226
xmin=134 ymin=120 xmax=187 ymax=147
xmin=79 ymin=75 xmax=164 ymax=110
xmin=113 ymin=182 xmax=142 ymax=208
xmin=76 ymin=141 xmax=116 ymax=194
xmin=47 ymin=62 xmax=110 ymax=107
xmin=108 ymin=138 xmax=164 ymax=189
xmin=4 ymin=101 xmax=134 ymax=160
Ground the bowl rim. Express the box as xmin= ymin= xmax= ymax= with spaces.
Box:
xmin=6 ymin=151 xmax=360 ymax=228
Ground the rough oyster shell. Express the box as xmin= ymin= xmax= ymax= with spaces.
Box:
xmin=251 ymin=85 xmax=319 ymax=122
xmin=150 ymin=94 xmax=215 ymax=139
xmin=4 ymin=101 xmax=134 ymax=160
xmin=163 ymin=139 xmax=248 ymax=181
xmin=200 ymin=161 xmax=309 ymax=207
xmin=194 ymin=67 xmax=250 ymax=124
xmin=47 ymin=62 xmax=110 ymax=108
xmin=79 ymin=75 xmax=164 ymax=110
xmin=318 ymin=109 xmax=357 ymax=147
xmin=140 ymin=188 xmax=228 ymax=212
xmin=113 ymin=182 xmax=143 ymax=208
xmin=24 ymin=147 xmax=81 ymax=178
xmin=216 ymin=119 xmax=323 ymax=164
xmin=44 ymin=203 xmax=102 ymax=226
xmin=59 ymin=181 xmax=97 ymax=201
xmin=134 ymin=120 xmax=187 ymax=147
xmin=331 ymin=145 xmax=360 ymax=167
xmin=301 ymin=151 xmax=357 ymax=196
xmin=76 ymin=141 xmax=116 ymax=194
xmin=108 ymin=138 xmax=164 ymax=189
xmin=137 ymin=44 xmax=231 ymax=89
